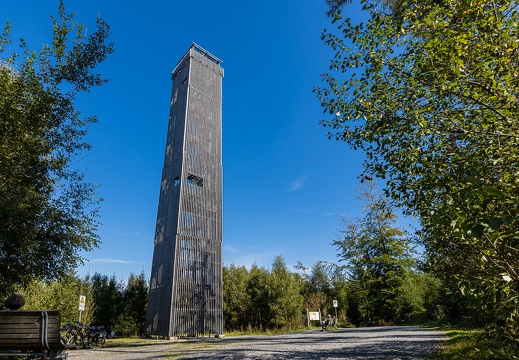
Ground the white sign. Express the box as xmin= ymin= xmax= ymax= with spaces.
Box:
xmin=78 ymin=295 xmax=86 ymax=311
xmin=309 ymin=312 xmax=320 ymax=321
xmin=333 ymin=300 xmax=338 ymax=308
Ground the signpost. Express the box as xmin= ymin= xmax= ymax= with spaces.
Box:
xmin=333 ymin=300 xmax=338 ymax=323
xmin=78 ymin=295 xmax=86 ymax=323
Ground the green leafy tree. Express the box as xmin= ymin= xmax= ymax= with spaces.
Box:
xmin=316 ymin=0 xmax=519 ymax=352
xmin=327 ymin=265 xmax=349 ymax=321
xmin=296 ymin=261 xmax=332 ymax=315
xmin=395 ymin=272 xmax=443 ymax=323
xmin=18 ymin=272 xmax=94 ymax=325
xmin=0 ymin=1 xmax=113 ymax=298
xmin=296 ymin=261 xmax=348 ymax=320
xmin=324 ymin=0 xmax=400 ymax=16
xmin=224 ymin=259 xmax=305 ymax=332
xmin=269 ymin=256 xmax=304 ymax=330
xmin=308 ymin=262 xmax=333 ymax=296
xmin=246 ymin=264 xmax=272 ymax=331
xmin=223 ymin=263 xmax=251 ymax=331
xmin=333 ymin=182 xmax=415 ymax=325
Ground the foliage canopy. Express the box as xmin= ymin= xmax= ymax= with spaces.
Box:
xmin=315 ymin=0 xmax=519 ymax=353
xmin=0 ymin=1 xmax=113 ymax=297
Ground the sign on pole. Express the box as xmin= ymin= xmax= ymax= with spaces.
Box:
xmin=78 ymin=295 xmax=86 ymax=311
xmin=332 ymin=300 xmax=338 ymax=321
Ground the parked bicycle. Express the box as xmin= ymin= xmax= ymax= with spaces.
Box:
xmin=61 ymin=322 xmax=107 ymax=349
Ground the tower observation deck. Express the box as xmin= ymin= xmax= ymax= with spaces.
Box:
xmin=145 ymin=43 xmax=224 ymax=338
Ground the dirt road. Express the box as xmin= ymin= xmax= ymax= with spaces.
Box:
xmin=67 ymin=326 xmax=447 ymax=359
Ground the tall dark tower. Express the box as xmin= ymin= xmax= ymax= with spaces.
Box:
xmin=145 ymin=43 xmax=224 ymax=338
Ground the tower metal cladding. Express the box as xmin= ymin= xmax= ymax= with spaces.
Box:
xmin=145 ymin=43 xmax=224 ymax=338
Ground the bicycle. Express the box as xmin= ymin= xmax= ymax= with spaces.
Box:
xmin=61 ymin=322 xmax=107 ymax=349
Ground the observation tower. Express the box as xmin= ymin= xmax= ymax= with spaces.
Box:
xmin=145 ymin=44 xmax=224 ymax=338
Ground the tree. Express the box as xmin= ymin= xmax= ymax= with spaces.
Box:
xmin=269 ymin=256 xmax=304 ymax=330
xmin=296 ymin=261 xmax=332 ymax=314
xmin=17 ymin=272 xmax=94 ymax=325
xmin=395 ymin=272 xmax=443 ymax=323
xmin=315 ymin=0 xmax=518 ymax=351
xmin=90 ymin=273 xmax=123 ymax=332
xmin=333 ymin=182 xmax=415 ymax=325
xmin=0 ymin=1 xmax=113 ymax=298
xmin=325 ymin=0 xmax=352 ymax=16
xmin=296 ymin=261 xmax=347 ymax=319
xmin=324 ymin=0 xmax=400 ymax=16
xmin=120 ymin=272 xmax=148 ymax=337
xmin=246 ymin=264 xmax=271 ymax=330
xmin=223 ymin=263 xmax=251 ymax=331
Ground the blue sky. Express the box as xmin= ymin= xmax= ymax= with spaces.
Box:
xmin=2 ymin=0 xmax=387 ymax=281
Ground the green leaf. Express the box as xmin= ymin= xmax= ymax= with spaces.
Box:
xmin=487 ymin=219 xmax=502 ymax=231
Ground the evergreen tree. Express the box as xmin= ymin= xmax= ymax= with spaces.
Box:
xmin=333 ymin=182 xmax=415 ymax=325
xmin=90 ymin=273 xmax=123 ymax=332
xmin=121 ymin=272 xmax=148 ymax=337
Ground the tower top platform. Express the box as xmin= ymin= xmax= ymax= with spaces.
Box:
xmin=172 ymin=43 xmax=222 ymax=78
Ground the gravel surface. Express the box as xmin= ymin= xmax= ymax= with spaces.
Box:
xmin=67 ymin=326 xmax=447 ymax=359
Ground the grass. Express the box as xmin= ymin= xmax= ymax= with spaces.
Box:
xmin=101 ymin=337 xmax=220 ymax=349
xmin=100 ymin=338 xmax=167 ymax=348
xmin=225 ymin=325 xmax=311 ymax=337
xmin=426 ymin=326 xmax=497 ymax=359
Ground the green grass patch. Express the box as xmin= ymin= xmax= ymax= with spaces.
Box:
xmin=426 ymin=326 xmax=495 ymax=359
xmin=99 ymin=338 xmax=173 ymax=349
xmin=100 ymin=338 xmax=216 ymax=349
xmin=102 ymin=338 xmax=155 ymax=348
xmin=225 ymin=326 xmax=311 ymax=337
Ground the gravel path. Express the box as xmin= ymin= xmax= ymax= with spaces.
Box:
xmin=67 ymin=326 xmax=447 ymax=360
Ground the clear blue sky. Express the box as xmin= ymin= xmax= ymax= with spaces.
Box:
xmin=2 ymin=0 xmax=393 ymax=281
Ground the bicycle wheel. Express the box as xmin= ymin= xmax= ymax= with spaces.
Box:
xmin=86 ymin=338 xmax=99 ymax=349
xmin=99 ymin=332 xmax=107 ymax=345
xmin=63 ymin=334 xmax=80 ymax=349
xmin=60 ymin=335 xmax=69 ymax=347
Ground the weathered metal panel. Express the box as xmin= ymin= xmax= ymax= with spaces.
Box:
xmin=146 ymin=44 xmax=223 ymax=338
